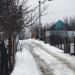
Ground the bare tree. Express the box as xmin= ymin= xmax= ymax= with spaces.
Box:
xmin=69 ymin=17 xmax=75 ymax=30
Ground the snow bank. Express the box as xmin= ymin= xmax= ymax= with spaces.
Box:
xmin=33 ymin=47 xmax=74 ymax=75
xmin=28 ymin=39 xmax=75 ymax=71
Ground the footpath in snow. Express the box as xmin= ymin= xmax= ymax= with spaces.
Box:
xmin=11 ymin=46 xmax=40 ymax=75
xmin=11 ymin=39 xmax=75 ymax=75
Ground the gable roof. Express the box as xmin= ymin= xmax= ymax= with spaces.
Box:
xmin=55 ymin=20 xmax=65 ymax=30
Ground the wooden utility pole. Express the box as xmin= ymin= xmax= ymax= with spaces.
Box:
xmin=39 ymin=1 xmax=41 ymax=40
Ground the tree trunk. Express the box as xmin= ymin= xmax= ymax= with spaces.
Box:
xmin=8 ymin=34 xmax=14 ymax=73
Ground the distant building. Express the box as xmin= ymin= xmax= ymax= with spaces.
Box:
xmin=54 ymin=20 xmax=66 ymax=30
xmin=50 ymin=20 xmax=67 ymax=38
xmin=45 ymin=20 xmax=75 ymax=44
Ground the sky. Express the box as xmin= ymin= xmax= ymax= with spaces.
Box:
xmin=28 ymin=0 xmax=75 ymax=24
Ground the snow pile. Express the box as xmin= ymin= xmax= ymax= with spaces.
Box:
xmin=28 ymin=39 xmax=75 ymax=71
xmin=33 ymin=47 xmax=75 ymax=75
xmin=11 ymin=47 xmax=40 ymax=75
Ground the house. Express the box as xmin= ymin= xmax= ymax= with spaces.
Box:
xmin=50 ymin=20 xmax=67 ymax=37
xmin=45 ymin=20 xmax=75 ymax=44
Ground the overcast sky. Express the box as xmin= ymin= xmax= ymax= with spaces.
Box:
xmin=28 ymin=0 xmax=75 ymax=24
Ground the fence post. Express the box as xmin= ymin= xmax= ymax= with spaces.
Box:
xmin=60 ymin=44 xmax=62 ymax=50
xmin=64 ymin=37 xmax=70 ymax=53
xmin=44 ymin=30 xmax=46 ymax=43
xmin=74 ymin=37 xmax=75 ymax=55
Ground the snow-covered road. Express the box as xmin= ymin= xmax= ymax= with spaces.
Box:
xmin=11 ymin=39 xmax=75 ymax=75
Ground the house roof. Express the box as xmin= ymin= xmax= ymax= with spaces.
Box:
xmin=55 ymin=20 xmax=65 ymax=30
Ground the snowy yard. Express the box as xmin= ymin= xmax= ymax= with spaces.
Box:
xmin=11 ymin=39 xmax=75 ymax=75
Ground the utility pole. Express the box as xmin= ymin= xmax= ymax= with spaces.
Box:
xmin=30 ymin=12 xmax=33 ymax=38
xmin=31 ymin=12 xmax=32 ymax=31
xmin=38 ymin=0 xmax=53 ymax=40
xmin=39 ymin=1 xmax=41 ymax=40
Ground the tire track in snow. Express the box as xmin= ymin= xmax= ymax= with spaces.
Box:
xmin=31 ymin=50 xmax=54 ymax=75
xmin=25 ymin=42 xmax=54 ymax=75
xmin=28 ymin=41 xmax=75 ymax=74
